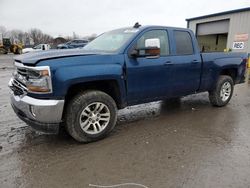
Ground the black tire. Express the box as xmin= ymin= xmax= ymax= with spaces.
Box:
xmin=14 ymin=48 xmax=21 ymax=54
xmin=65 ymin=90 xmax=117 ymax=143
xmin=17 ymin=48 xmax=22 ymax=54
xmin=209 ymin=75 xmax=234 ymax=107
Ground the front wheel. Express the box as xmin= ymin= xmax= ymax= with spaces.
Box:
xmin=17 ymin=48 xmax=22 ymax=54
xmin=65 ymin=90 xmax=117 ymax=143
xmin=14 ymin=48 xmax=22 ymax=54
xmin=209 ymin=75 xmax=234 ymax=107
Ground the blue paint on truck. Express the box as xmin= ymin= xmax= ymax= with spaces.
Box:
xmin=9 ymin=25 xmax=248 ymax=142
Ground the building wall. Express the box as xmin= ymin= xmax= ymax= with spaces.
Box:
xmin=188 ymin=11 xmax=250 ymax=53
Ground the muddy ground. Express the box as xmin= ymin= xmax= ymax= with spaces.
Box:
xmin=0 ymin=54 xmax=250 ymax=188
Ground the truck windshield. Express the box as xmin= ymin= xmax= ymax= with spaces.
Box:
xmin=83 ymin=28 xmax=139 ymax=53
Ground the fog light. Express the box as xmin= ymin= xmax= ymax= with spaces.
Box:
xmin=30 ymin=105 xmax=36 ymax=117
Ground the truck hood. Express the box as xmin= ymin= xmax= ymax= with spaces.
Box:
xmin=15 ymin=49 xmax=102 ymax=65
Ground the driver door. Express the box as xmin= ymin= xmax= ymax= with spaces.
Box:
xmin=125 ymin=29 xmax=172 ymax=104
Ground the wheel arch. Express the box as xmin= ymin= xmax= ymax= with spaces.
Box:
xmin=219 ymin=68 xmax=237 ymax=84
xmin=64 ymin=79 xmax=126 ymax=110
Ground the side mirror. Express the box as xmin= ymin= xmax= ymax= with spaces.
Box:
xmin=145 ymin=38 xmax=160 ymax=48
xmin=130 ymin=38 xmax=161 ymax=58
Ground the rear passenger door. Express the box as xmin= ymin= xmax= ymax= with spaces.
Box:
xmin=168 ymin=30 xmax=202 ymax=96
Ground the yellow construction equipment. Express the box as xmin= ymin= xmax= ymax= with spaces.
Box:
xmin=0 ymin=38 xmax=22 ymax=54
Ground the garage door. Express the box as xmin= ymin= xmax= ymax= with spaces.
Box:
xmin=197 ymin=19 xmax=230 ymax=35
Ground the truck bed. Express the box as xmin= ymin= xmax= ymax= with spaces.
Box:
xmin=199 ymin=52 xmax=247 ymax=91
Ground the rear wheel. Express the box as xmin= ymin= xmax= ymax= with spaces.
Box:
xmin=65 ymin=90 xmax=117 ymax=143
xmin=209 ymin=75 xmax=234 ymax=107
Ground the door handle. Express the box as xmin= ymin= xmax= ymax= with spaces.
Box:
xmin=164 ymin=61 xmax=174 ymax=66
xmin=191 ymin=59 xmax=199 ymax=64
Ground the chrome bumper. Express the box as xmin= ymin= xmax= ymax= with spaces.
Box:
xmin=10 ymin=92 xmax=64 ymax=133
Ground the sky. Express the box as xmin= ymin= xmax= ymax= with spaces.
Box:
xmin=0 ymin=0 xmax=250 ymax=37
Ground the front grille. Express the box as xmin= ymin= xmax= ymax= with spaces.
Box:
xmin=17 ymin=68 xmax=28 ymax=76
xmin=13 ymin=66 xmax=29 ymax=87
xmin=10 ymin=62 xmax=31 ymax=95
xmin=10 ymin=79 xmax=27 ymax=96
xmin=10 ymin=85 xmax=24 ymax=95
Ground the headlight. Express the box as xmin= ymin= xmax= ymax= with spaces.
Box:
xmin=26 ymin=67 xmax=52 ymax=93
xmin=13 ymin=62 xmax=52 ymax=94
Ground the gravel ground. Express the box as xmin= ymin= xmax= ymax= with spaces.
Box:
xmin=0 ymin=54 xmax=250 ymax=188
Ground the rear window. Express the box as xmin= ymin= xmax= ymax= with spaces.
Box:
xmin=174 ymin=31 xmax=194 ymax=55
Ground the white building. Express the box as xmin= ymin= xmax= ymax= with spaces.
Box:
xmin=186 ymin=7 xmax=250 ymax=54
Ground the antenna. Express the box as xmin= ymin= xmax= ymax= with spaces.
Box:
xmin=133 ymin=22 xmax=141 ymax=28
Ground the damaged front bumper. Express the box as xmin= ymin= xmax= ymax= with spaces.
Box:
xmin=9 ymin=89 xmax=64 ymax=134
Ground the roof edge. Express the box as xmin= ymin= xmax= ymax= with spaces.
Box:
xmin=186 ymin=7 xmax=250 ymax=21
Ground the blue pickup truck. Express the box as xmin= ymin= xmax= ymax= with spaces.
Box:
xmin=9 ymin=25 xmax=248 ymax=142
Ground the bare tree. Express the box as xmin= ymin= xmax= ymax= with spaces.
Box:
xmin=23 ymin=32 xmax=32 ymax=46
xmin=0 ymin=26 xmax=61 ymax=47
xmin=29 ymin=28 xmax=43 ymax=45
xmin=29 ymin=28 xmax=53 ymax=45
xmin=17 ymin=31 xmax=25 ymax=43
xmin=9 ymin=29 xmax=24 ymax=43
xmin=41 ymin=33 xmax=53 ymax=44
xmin=0 ymin=26 xmax=7 ymax=37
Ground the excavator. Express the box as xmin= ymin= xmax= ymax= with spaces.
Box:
xmin=0 ymin=37 xmax=22 ymax=54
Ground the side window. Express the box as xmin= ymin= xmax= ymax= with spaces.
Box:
xmin=137 ymin=30 xmax=170 ymax=56
xmin=174 ymin=31 xmax=194 ymax=55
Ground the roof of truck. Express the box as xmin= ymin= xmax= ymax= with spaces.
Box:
xmin=121 ymin=25 xmax=190 ymax=32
